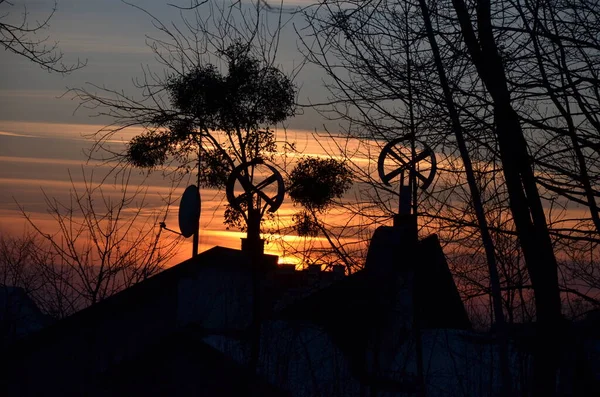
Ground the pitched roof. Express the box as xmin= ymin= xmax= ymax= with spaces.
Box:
xmin=1 ymin=247 xmax=280 ymax=395
xmin=4 ymin=246 xmax=277 ymax=354
xmin=278 ymin=233 xmax=470 ymax=331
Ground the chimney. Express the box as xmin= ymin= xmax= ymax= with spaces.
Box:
xmin=332 ymin=264 xmax=345 ymax=279
xmin=307 ymin=264 xmax=321 ymax=281
xmin=277 ymin=264 xmax=296 ymax=275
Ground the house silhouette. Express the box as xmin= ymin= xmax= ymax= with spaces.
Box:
xmin=8 ymin=223 xmax=591 ymax=395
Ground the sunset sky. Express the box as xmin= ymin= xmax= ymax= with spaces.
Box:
xmin=0 ymin=0 xmax=364 ymax=265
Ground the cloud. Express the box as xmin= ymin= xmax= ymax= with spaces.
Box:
xmin=0 ymin=156 xmax=101 ymax=166
xmin=0 ymin=120 xmax=145 ymax=140
xmin=0 ymin=131 xmax=37 ymax=138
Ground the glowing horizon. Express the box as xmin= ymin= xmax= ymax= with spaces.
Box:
xmin=0 ymin=120 xmax=371 ymax=268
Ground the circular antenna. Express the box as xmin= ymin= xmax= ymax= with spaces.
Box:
xmin=377 ymin=136 xmax=437 ymax=190
xmin=226 ymin=159 xmax=285 ymax=214
xmin=178 ymin=185 xmax=200 ymax=238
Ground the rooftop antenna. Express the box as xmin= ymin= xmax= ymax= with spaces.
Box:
xmin=226 ymin=158 xmax=285 ymax=255
xmin=377 ymin=134 xmax=436 ymax=397
xmin=377 ymin=135 xmax=436 ymax=229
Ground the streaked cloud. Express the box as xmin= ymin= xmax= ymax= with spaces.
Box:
xmin=0 ymin=131 xmax=37 ymax=138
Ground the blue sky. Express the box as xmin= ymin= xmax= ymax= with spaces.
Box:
xmin=1 ymin=0 xmax=331 ymax=128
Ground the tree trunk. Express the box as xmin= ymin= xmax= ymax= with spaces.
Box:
xmin=451 ymin=0 xmax=562 ymax=393
xmin=416 ymin=1 xmax=512 ymax=394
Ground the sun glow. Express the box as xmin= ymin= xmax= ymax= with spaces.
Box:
xmin=2 ymin=119 xmax=593 ymax=273
xmin=0 ymin=121 xmax=369 ymax=269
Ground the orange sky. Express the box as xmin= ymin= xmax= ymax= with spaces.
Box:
xmin=1 ymin=0 xmax=593 ymax=272
xmin=0 ymin=121 xmax=371 ymax=267
xmin=2 ymin=119 xmax=591 ymax=269
xmin=0 ymin=1 xmax=428 ymax=269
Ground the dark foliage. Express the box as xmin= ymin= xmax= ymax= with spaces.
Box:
xmin=199 ymin=150 xmax=231 ymax=189
xmin=288 ymin=158 xmax=353 ymax=212
xmin=167 ymin=64 xmax=224 ymax=130
xmin=224 ymin=202 xmax=247 ymax=231
xmin=125 ymin=42 xmax=295 ymax=196
xmin=127 ymin=132 xmax=170 ymax=169
xmin=166 ymin=42 xmax=296 ymax=135
xmin=292 ymin=210 xmax=320 ymax=237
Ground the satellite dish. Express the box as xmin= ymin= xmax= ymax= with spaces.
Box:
xmin=178 ymin=185 xmax=200 ymax=238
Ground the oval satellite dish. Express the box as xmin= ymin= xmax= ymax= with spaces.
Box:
xmin=178 ymin=185 xmax=200 ymax=238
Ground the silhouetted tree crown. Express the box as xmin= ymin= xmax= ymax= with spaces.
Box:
xmin=124 ymin=41 xmax=350 ymax=235
xmin=288 ymin=158 xmax=353 ymax=212
xmin=126 ymin=42 xmax=295 ymax=189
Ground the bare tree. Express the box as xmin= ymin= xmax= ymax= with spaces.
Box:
xmin=69 ymin=1 xmax=352 ymax=259
xmin=0 ymin=0 xmax=84 ymax=72
xmin=297 ymin=0 xmax=600 ymax=393
xmin=10 ymin=168 xmax=181 ymax=317
xmin=0 ymin=232 xmax=41 ymax=292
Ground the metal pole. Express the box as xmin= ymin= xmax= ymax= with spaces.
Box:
xmin=193 ymin=137 xmax=201 ymax=257
xmin=399 ymin=170 xmax=405 ymax=215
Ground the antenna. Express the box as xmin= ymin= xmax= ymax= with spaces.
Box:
xmin=377 ymin=135 xmax=436 ymax=227
xmin=226 ymin=158 xmax=285 ymax=254
xmin=178 ymin=185 xmax=201 ymax=255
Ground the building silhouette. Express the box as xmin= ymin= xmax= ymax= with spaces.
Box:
xmin=2 ymin=223 xmax=598 ymax=396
